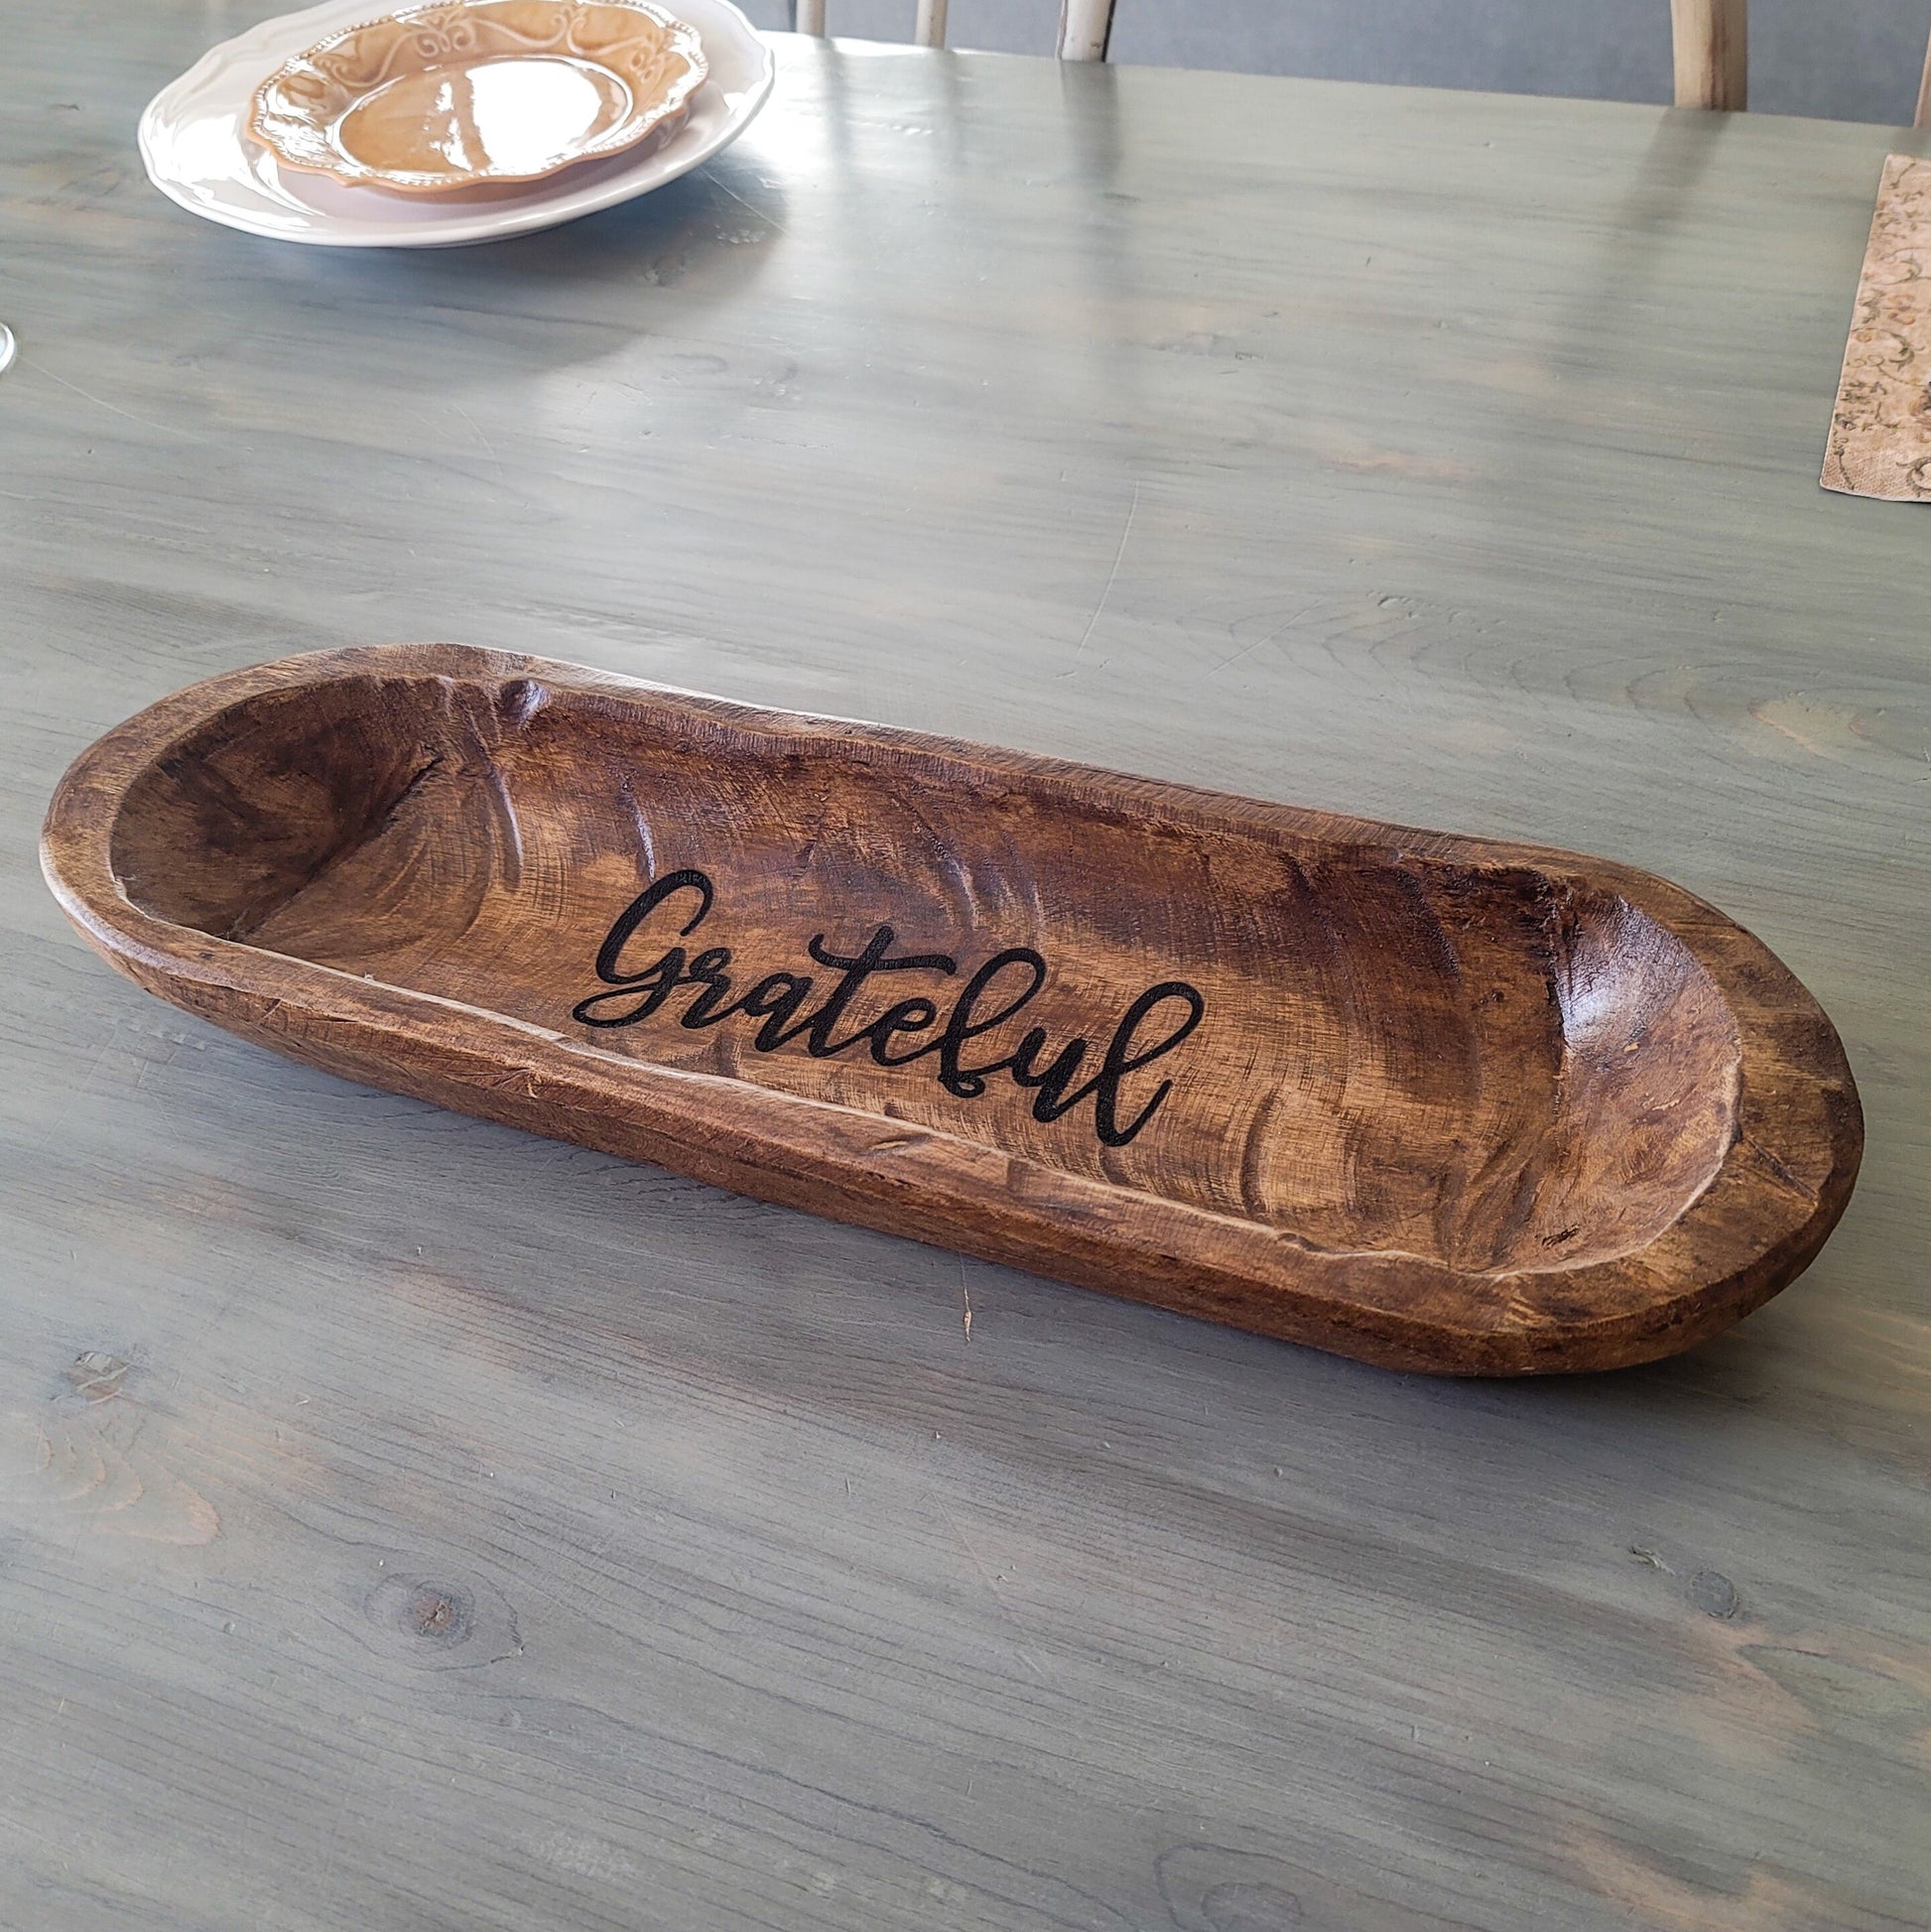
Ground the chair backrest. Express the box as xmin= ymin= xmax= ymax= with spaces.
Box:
xmin=797 ymin=3 xmax=1927 ymax=124
xmin=1673 ymin=0 xmax=1931 ymax=126
xmin=1670 ymin=0 xmax=1746 ymax=110
xmin=791 ymin=0 xmax=1116 ymax=59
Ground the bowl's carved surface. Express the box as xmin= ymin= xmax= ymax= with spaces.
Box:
xmin=42 ymin=646 xmax=1862 ymax=1374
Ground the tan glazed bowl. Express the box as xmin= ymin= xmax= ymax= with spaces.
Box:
xmin=249 ymin=0 xmax=708 ymax=193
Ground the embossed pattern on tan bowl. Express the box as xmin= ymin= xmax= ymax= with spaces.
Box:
xmin=249 ymin=0 xmax=708 ymax=193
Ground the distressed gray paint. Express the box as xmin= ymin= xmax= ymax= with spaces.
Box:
xmin=3 ymin=13 xmax=1930 ymax=1931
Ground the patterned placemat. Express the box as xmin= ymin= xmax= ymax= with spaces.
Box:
xmin=1823 ymin=153 xmax=1931 ymax=501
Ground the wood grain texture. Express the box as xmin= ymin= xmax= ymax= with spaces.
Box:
xmin=43 ymin=644 xmax=1860 ymax=1375
xmin=1824 ymin=152 xmax=1931 ymax=499
xmin=4 ymin=16 xmax=1931 ymax=1931
xmin=1671 ymin=0 xmax=1747 ymax=110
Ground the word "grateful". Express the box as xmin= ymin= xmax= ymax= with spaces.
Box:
xmin=572 ymin=868 xmax=1205 ymax=1148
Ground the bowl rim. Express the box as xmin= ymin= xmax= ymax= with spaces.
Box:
xmin=40 ymin=643 xmax=1867 ymax=1376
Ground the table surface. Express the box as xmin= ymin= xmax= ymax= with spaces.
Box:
xmin=4 ymin=12 xmax=1929 ymax=1929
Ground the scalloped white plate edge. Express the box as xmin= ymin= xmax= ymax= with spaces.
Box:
xmin=138 ymin=0 xmax=776 ymax=248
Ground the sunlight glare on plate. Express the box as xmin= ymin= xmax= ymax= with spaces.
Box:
xmin=335 ymin=56 xmax=628 ymax=179
xmin=165 ymin=110 xmax=249 ymax=185
xmin=462 ymin=57 xmax=622 ymax=175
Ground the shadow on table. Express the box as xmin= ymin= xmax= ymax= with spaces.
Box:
xmin=226 ymin=153 xmax=792 ymax=381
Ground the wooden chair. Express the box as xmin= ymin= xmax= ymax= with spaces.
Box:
xmin=1670 ymin=0 xmax=1746 ymax=110
xmin=1672 ymin=0 xmax=1931 ymax=126
xmin=791 ymin=0 xmax=1116 ymax=61
xmin=796 ymin=2 xmax=1928 ymax=125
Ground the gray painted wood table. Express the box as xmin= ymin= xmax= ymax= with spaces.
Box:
xmin=3 ymin=12 xmax=1928 ymax=1928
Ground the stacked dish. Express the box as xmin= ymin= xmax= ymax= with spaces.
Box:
xmin=140 ymin=0 xmax=774 ymax=247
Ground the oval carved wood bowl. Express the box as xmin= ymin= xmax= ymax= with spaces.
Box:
xmin=41 ymin=646 xmax=1862 ymax=1375
xmin=249 ymin=0 xmax=708 ymax=193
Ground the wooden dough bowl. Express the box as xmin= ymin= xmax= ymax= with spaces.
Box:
xmin=41 ymin=645 xmax=1863 ymax=1375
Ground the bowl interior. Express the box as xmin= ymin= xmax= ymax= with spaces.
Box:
xmin=108 ymin=673 xmax=1743 ymax=1274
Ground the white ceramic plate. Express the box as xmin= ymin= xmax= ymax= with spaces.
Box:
xmin=138 ymin=0 xmax=775 ymax=248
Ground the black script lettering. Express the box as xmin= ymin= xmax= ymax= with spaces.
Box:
xmin=1008 ymin=1026 xmax=1092 ymax=1124
xmin=917 ymin=949 xmax=1047 ymax=1098
xmin=1054 ymin=981 xmax=1207 ymax=1148
xmin=572 ymin=869 xmax=713 ymax=1028
xmin=867 ymin=997 xmax=941 ymax=1066
xmin=800 ymin=927 xmax=958 ymax=1056
xmin=736 ymin=972 xmax=819 ymax=1051
xmin=574 ymin=873 xmax=1205 ymax=1148
xmin=678 ymin=948 xmax=737 ymax=1028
